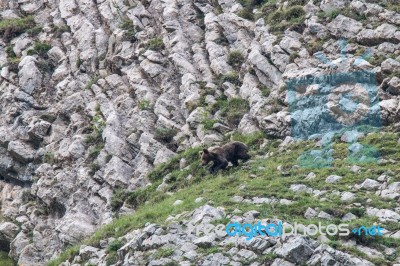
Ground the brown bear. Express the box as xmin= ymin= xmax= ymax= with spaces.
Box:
xmin=199 ymin=141 xmax=251 ymax=174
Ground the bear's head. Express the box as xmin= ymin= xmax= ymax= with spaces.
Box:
xmin=199 ymin=149 xmax=216 ymax=166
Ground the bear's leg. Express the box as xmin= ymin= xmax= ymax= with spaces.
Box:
xmin=240 ymin=153 xmax=251 ymax=162
xmin=211 ymin=159 xmax=228 ymax=173
xmin=209 ymin=163 xmax=218 ymax=174
xmin=232 ymin=159 xmax=239 ymax=166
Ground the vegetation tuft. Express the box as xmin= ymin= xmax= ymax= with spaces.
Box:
xmin=0 ymin=16 xmax=36 ymax=42
xmin=264 ymin=5 xmax=306 ymax=33
xmin=27 ymin=41 xmax=52 ymax=57
xmin=145 ymin=38 xmax=165 ymax=51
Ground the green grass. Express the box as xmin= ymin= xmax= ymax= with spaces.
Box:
xmin=49 ymin=131 xmax=400 ymax=265
xmin=154 ymin=247 xmax=175 ymax=259
xmin=145 ymin=38 xmax=165 ymax=51
xmin=0 ymin=251 xmax=15 ymax=266
xmin=119 ymin=18 xmax=136 ymax=42
xmin=154 ymin=127 xmax=177 ymax=143
xmin=317 ymin=7 xmax=367 ymax=23
xmin=227 ymin=50 xmax=245 ymax=69
xmin=85 ymin=76 xmax=101 ymax=90
xmin=42 ymin=152 xmax=55 ymax=164
xmin=0 ymin=16 xmax=36 ymax=41
xmin=201 ymin=117 xmax=220 ymax=130
xmin=289 ymin=51 xmax=299 ymax=63
xmin=220 ymin=98 xmax=250 ymax=126
xmin=5 ymin=45 xmax=16 ymax=58
xmin=259 ymin=84 xmax=271 ymax=97
xmin=220 ymin=72 xmax=242 ymax=86
xmin=138 ymin=100 xmax=152 ymax=111
xmin=211 ymin=96 xmax=248 ymax=126
xmin=265 ymin=5 xmax=306 ymax=33
xmin=107 ymin=239 xmax=124 ymax=252
xmin=27 ymin=41 xmax=51 ymax=56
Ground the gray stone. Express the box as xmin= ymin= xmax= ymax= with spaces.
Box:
xmin=327 ymin=15 xmax=363 ymax=39
xmin=304 ymin=208 xmax=317 ymax=219
xmin=318 ymin=211 xmax=333 ymax=219
xmin=275 ymin=236 xmax=315 ymax=264
xmin=0 ymin=222 xmax=19 ymax=242
xmin=359 ymin=178 xmax=380 ymax=190
xmin=325 ymin=175 xmax=342 ymax=183
xmin=8 ymin=141 xmax=36 ymax=163
xmin=193 ymin=234 xmax=215 ymax=248
xmin=103 ymin=156 xmax=133 ymax=187
xmin=290 ymin=184 xmax=312 ymax=193
xmin=173 ymin=200 xmax=183 ymax=206
xmin=341 ymin=192 xmax=356 ymax=201
xmin=342 ymin=213 xmax=357 ymax=221
xmin=18 ymin=56 xmax=42 ymax=95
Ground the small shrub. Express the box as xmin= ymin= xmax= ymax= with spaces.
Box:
xmin=111 ymin=185 xmax=157 ymax=211
xmin=5 ymin=45 xmax=16 ymax=58
xmin=214 ymin=35 xmax=229 ymax=45
xmin=111 ymin=189 xmax=126 ymax=211
xmin=385 ymin=3 xmax=400 ymax=13
xmin=36 ymin=59 xmax=55 ymax=73
xmin=40 ymin=113 xmax=57 ymax=123
xmin=154 ymin=247 xmax=175 ymax=259
xmin=210 ymin=0 xmax=223 ymax=14
xmin=6 ymin=58 xmax=20 ymax=72
xmin=0 ymin=16 xmax=36 ymax=42
xmin=367 ymin=55 xmax=387 ymax=66
xmin=237 ymin=7 xmax=254 ymax=20
xmin=21 ymin=190 xmax=35 ymax=204
xmin=265 ymin=5 xmax=306 ymax=33
xmin=260 ymin=0 xmax=278 ymax=14
xmin=107 ymin=240 xmax=124 ymax=252
xmin=85 ymin=76 xmax=100 ymax=90
xmin=26 ymin=25 xmax=42 ymax=36
xmin=259 ymin=84 xmax=271 ymax=97
xmin=306 ymin=38 xmax=325 ymax=55
xmin=125 ymin=186 xmax=155 ymax=207
xmin=139 ymin=100 xmax=152 ymax=110
xmin=105 ymin=252 xmax=118 ymax=266
xmin=199 ymin=246 xmax=219 ymax=254
xmin=43 ymin=152 xmax=55 ymax=164
xmin=88 ymin=143 xmax=104 ymax=160
xmin=221 ymin=98 xmax=250 ymax=126
xmin=201 ymin=118 xmax=219 ymax=130
xmin=146 ymin=38 xmax=164 ymax=51
xmin=119 ymin=18 xmax=136 ymax=42
xmin=164 ymin=262 xmax=179 ymax=266
xmin=289 ymin=51 xmax=299 ymax=63
xmin=285 ymin=6 xmax=305 ymax=20
xmin=27 ymin=42 xmax=51 ymax=56
xmin=52 ymin=24 xmax=70 ymax=38
xmin=85 ymin=114 xmax=106 ymax=145
xmin=76 ymin=58 xmax=83 ymax=68
xmin=210 ymin=94 xmax=228 ymax=114
xmin=221 ymin=72 xmax=242 ymax=86
xmin=154 ymin=127 xmax=177 ymax=143
xmin=88 ymin=162 xmax=100 ymax=176
xmin=227 ymin=50 xmax=245 ymax=69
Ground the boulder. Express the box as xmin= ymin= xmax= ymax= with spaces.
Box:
xmin=275 ymin=236 xmax=315 ymax=264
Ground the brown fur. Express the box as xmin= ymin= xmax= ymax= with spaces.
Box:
xmin=199 ymin=141 xmax=251 ymax=174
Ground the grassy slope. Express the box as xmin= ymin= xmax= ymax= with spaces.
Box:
xmin=49 ymin=131 xmax=400 ymax=266
xmin=0 ymin=251 xmax=16 ymax=266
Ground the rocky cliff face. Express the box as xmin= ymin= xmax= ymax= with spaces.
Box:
xmin=0 ymin=0 xmax=399 ymax=265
